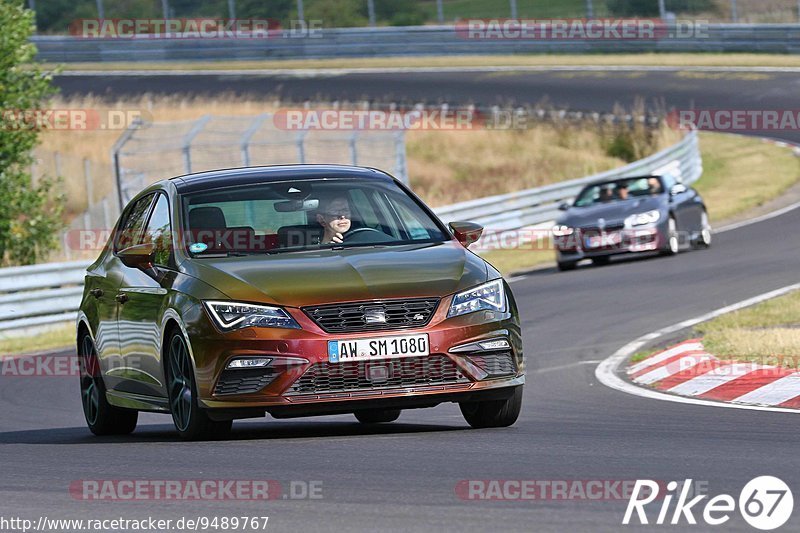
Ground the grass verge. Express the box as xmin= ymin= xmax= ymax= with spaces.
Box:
xmin=54 ymin=53 xmax=800 ymax=72
xmin=0 ymin=325 xmax=75 ymax=356
xmin=694 ymin=132 xmax=800 ymax=222
xmin=482 ymin=132 xmax=800 ymax=275
xmin=695 ymin=290 xmax=800 ymax=368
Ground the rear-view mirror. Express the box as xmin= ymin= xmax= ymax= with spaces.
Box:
xmin=449 ymin=221 xmax=484 ymax=248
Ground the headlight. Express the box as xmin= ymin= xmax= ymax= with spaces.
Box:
xmin=552 ymin=225 xmax=575 ymax=237
xmin=204 ymin=301 xmax=300 ymax=331
xmin=625 ymin=209 xmax=661 ymax=227
xmin=448 ymin=279 xmax=506 ymax=318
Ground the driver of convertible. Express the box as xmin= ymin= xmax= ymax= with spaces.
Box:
xmin=316 ymin=196 xmax=352 ymax=244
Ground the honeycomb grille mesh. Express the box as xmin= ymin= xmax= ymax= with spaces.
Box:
xmin=303 ymin=298 xmax=439 ymax=333
xmin=288 ymin=355 xmax=465 ymax=395
xmin=467 ymin=351 xmax=516 ymax=377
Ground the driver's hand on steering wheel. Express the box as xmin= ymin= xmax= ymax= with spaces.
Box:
xmin=331 ymin=232 xmax=344 ymax=244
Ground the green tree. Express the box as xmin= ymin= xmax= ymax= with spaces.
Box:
xmin=0 ymin=3 xmax=64 ymax=266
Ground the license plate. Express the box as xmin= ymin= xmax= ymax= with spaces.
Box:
xmin=585 ymin=232 xmax=621 ymax=248
xmin=328 ymin=333 xmax=429 ymax=363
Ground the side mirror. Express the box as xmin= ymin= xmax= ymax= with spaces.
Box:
xmin=670 ymin=184 xmax=688 ymax=196
xmin=449 ymin=221 xmax=483 ymax=248
xmin=118 ymin=242 xmax=155 ymax=270
xmin=558 ymin=202 xmax=571 ymax=211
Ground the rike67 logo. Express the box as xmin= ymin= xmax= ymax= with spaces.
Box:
xmin=624 ymin=476 xmax=793 ymax=530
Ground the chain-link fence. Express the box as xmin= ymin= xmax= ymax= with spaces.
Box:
xmin=31 ymin=150 xmax=118 ymax=262
xmin=113 ymin=114 xmax=407 ymax=208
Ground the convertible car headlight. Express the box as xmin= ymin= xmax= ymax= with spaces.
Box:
xmin=448 ymin=279 xmax=506 ymax=318
xmin=204 ymin=301 xmax=301 ymax=331
xmin=625 ymin=209 xmax=661 ymax=227
xmin=552 ymin=225 xmax=575 ymax=237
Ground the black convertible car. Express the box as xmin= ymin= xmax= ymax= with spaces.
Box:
xmin=552 ymin=175 xmax=712 ymax=271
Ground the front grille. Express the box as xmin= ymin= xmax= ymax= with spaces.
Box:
xmin=287 ymin=355 xmax=465 ymax=395
xmin=214 ymin=368 xmax=277 ymax=396
xmin=303 ymin=298 xmax=439 ymax=333
xmin=467 ymin=351 xmax=517 ymax=377
xmin=579 ymin=223 xmax=625 ymax=234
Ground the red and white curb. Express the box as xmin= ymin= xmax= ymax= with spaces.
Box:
xmin=628 ymin=339 xmax=800 ymax=409
xmin=596 ymin=282 xmax=800 ymax=414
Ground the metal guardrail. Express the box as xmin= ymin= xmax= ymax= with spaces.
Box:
xmin=434 ymin=130 xmax=701 ymax=229
xmin=0 ymin=131 xmax=700 ymax=335
xmin=0 ymin=260 xmax=90 ymax=333
xmin=32 ymin=24 xmax=800 ymax=62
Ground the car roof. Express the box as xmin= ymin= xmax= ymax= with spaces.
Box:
xmin=169 ymin=165 xmax=394 ymax=194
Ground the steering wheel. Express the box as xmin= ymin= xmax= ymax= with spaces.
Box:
xmin=341 ymin=227 xmax=388 ymax=243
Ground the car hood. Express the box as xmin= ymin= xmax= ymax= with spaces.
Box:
xmin=558 ymin=197 xmax=664 ymax=227
xmin=182 ymin=241 xmax=488 ymax=308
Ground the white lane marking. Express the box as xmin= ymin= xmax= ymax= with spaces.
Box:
xmin=57 ymin=65 xmax=800 ymax=77
xmin=627 ymin=341 xmax=703 ymax=375
xmin=667 ymin=363 xmax=762 ymax=396
xmin=507 ymin=275 xmax=528 ymax=283
xmin=595 ymin=282 xmax=800 ymax=414
xmin=716 ymin=200 xmax=800 ymax=233
xmin=633 ymin=353 xmax=714 ymax=385
xmin=732 ymin=373 xmax=800 ymax=406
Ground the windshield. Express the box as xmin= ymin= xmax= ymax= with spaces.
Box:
xmin=573 ymin=177 xmax=664 ymax=207
xmin=181 ymin=178 xmax=449 ymax=256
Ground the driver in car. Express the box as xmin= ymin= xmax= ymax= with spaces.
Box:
xmin=316 ymin=196 xmax=353 ymax=244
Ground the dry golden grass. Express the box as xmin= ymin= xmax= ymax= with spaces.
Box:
xmin=38 ymin=96 xmax=284 ymax=214
xmin=693 ymin=132 xmax=800 ymax=221
xmin=696 ymin=290 xmax=800 ymax=365
xmin=0 ymin=324 xmax=75 ymax=356
xmin=708 ymin=0 xmax=800 ymax=22
xmin=56 ymin=53 xmax=800 ymax=72
xmin=40 ymin=96 xmax=679 ymax=215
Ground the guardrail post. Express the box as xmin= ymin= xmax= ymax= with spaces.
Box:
xmin=350 ymin=131 xmax=359 ymax=166
xmin=296 ymin=131 xmax=307 ymax=164
xmin=83 ymin=158 xmax=93 ymax=211
xmin=240 ymin=113 xmax=269 ymax=166
xmin=111 ymin=118 xmax=142 ymax=211
xmin=394 ymin=131 xmax=408 ymax=185
xmin=102 ymin=198 xmax=111 ymax=229
xmin=182 ymin=115 xmax=212 ymax=175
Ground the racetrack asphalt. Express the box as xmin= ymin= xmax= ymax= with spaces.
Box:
xmin=0 ymin=68 xmax=796 ymax=532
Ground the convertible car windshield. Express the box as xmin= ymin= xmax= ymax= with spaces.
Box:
xmin=573 ymin=176 xmax=664 ymax=207
xmin=181 ymin=178 xmax=449 ymax=255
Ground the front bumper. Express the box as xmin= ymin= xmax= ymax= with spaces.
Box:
xmin=554 ymin=224 xmax=665 ymax=262
xmin=186 ymin=293 xmax=524 ymax=413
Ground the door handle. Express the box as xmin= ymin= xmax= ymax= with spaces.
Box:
xmin=89 ymin=288 xmax=103 ymax=298
xmin=115 ymin=293 xmax=129 ymax=304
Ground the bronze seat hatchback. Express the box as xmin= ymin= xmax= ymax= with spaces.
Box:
xmin=77 ymin=165 xmax=524 ymax=439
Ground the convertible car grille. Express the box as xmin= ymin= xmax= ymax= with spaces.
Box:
xmin=467 ymin=351 xmax=517 ymax=377
xmin=287 ymin=355 xmax=465 ymax=395
xmin=579 ymin=222 xmax=626 ymax=234
xmin=303 ymin=298 xmax=439 ymax=333
xmin=214 ymin=368 xmax=277 ymax=396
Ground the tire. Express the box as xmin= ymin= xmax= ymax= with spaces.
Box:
xmin=694 ymin=210 xmax=712 ymax=249
xmin=660 ymin=216 xmax=680 ymax=256
xmin=79 ymin=333 xmax=138 ymax=436
xmin=165 ymin=332 xmax=232 ymax=441
xmin=354 ymin=408 xmax=401 ymax=424
xmin=591 ymin=256 xmax=611 ymax=266
xmin=459 ymin=386 xmax=523 ymax=429
xmin=557 ymin=261 xmax=577 ymax=272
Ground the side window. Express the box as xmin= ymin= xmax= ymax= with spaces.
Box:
xmin=115 ymin=194 xmax=155 ymax=252
xmin=349 ymin=189 xmax=380 ymax=228
xmin=661 ymin=174 xmax=677 ymax=191
xmin=394 ymin=202 xmax=434 ymax=240
xmin=141 ymin=194 xmax=172 ymax=267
